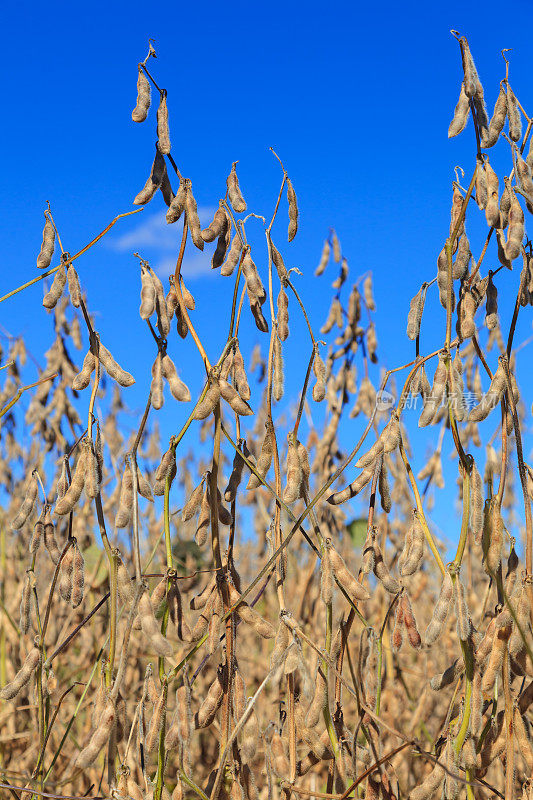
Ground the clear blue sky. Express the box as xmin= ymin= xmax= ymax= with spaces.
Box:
xmin=2 ymin=0 xmax=533 ymax=552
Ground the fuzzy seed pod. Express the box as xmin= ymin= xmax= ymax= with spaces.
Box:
xmin=154 ymin=445 xmax=177 ymax=495
xmin=328 ymin=543 xmax=369 ymax=602
xmin=448 ymin=82 xmax=470 ymax=138
xmin=37 ymin=217 xmax=55 ymax=269
xmin=43 ymin=263 xmax=67 ymax=309
xmin=505 ymin=191 xmax=524 ymax=261
xmin=146 ymin=684 xmax=167 ymax=753
xmin=224 ymin=442 xmax=247 ymax=502
xmin=273 ymin=336 xmax=284 ymax=402
xmin=19 ymin=571 xmax=33 ymax=634
xmin=185 ymin=184 xmax=204 ymax=250
xmin=468 ymin=361 xmax=505 ymax=422
xmin=270 ymin=619 xmax=290 ymax=667
xmin=76 ymin=697 xmax=115 ymax=767
xmin=475 ymin=161 xmax=488 ymax=210
xmin=139 ymin=265 xmax=156 ymax=320
xmin=430 ymin=659 xmax=462 ymax=691
xmin=241 ymin=248 xmax=266 ymax=303
xmin=228 ymin=584 xmax=275 ymax=638
xmin=59 ymin=545 xmax=75 ymax=602
xmin=327 ymin=467 xmax=373 ymax=504
xmin=233 ymin=344 xmax=250 ymax=400
xmin=151 ymin=353 xmax=164 ymax=410
xmin=201 ymin=204 xmax=227 ymax=243
xmin=312 ymin=349 xmax=326 ymax=402
xmin=453 ymin=576 xmax=471 ymax=641
xmin=71 ymin=541 xmax=85 ymax=608
xmin=320 ymin=546 xmax=333 ymax=605
xmin=157 ymin=92 xmax=171 ymax=154
xmin=29 ymin=507 xmax=44 ymax=555
xmin=218 ymin=377 xmax=252 ymax=415
xmin=436 ymin=248 xmax=455 ymax=311
xmin=399 ymin=510 xmax=425 ymax=576
xmin=269 ymin=731 xmax=290 ymax=778
xmin=115 ymin=463 xmax=134 ymax=528
xmin=247 ymin=424 xmax=273 ymax=489
xmin=43 ymin=508 xmax=61 ymax=564
xmin=167 ymin=582 xmax=191 ymax=641
xmin=132 ymin=68 xmax=151 ymax=122
xmin=55 ymin=450 xmax=87 ymax=516
xmin=12 ymin=472 xmax=39 ymax=530
xmin=270 ymin=240 xmax=288 ymax=282
xmin=276 ymin=288 xmax=289 ymax=341
xmin=212 ymin=217 xmax=231 ymax=269
xmin=306 ymin=669 xmax=327 ymax=728
xmin=283 ymin=435 xmax=303 ymax=503
xmin=469 ymin=460 xmax=484 ymax=544
xmin=162 ymin=354 xmax=191 ymax=402
xmin=196 ymin=666 xmax=225 ymax=728
xmin=481 ymin=625 xmax=510 ymax=693
xmin=424 ymin=571 xmax=453 ymax=645
xmin=139 ymin=589 xmax=173 ymax=657
xmin=418 ymin=355 xmax=447 ymax=427
xmin=507 ymin=83 xmax=522 ymax=142
xmin=85 ymin=440 xmax=100 ymax=499
xmin=193 ymin=380 xmax=221 ymax=420
xmin=72 ymin=350 xmax=96 ymax=391
xmin=316 ymin=240 xmax=330 ymax=275
xmin=484 ymin=82 xmax=507 ymax=147
xmin=182 ymin=479 xmax=205 ymax=521
xmin=391 ymin=599 xmax=404 ymax=652
xmin=485 ymin=503 xmax=504 ymax=574
xmin=195 ymin=483 xmax=211 ymax=547
xmin=406 ymin=285 xmax=427 ymax=340
xmin=410 ymin=762 xmax=444 ymax=800
xmin=66 ymin=265 xmax=81 ymax=308
xmin=372 ymin=538 xmax=399 ymax=593
xmin=400 ymin=593 xmax=421 ymax=649
xmin=485 ymin=274 xmax=498 ymax=329
xmin=0 ymin=647 xmax=40 ymax=700
xmin=453 ymin=233 xmax=470 ymax=280
xmin=221 ymin=233 xmax=242 ymax=276
xmin=166 ymin=181 xmax=187 ymax=224
xmin=226 ymin=162 xmax=246 ymax=213
xmin=98 ymin=341 xmax=135 ymax=387
xmin=287 ymin=179 xmax=298 ymax=241
xmin=134 ymin=148 xmax=166 ymax=205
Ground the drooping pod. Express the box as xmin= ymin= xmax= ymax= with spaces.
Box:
xmin=273 ymin=336 xmax=284 ymax=402
xmin=151 ymin=353 xmax=164 ymax=410
xmin=146 ymin=265 xmax=170 ymax=337
xmin=226 ymin=162 xmax=247 ymax=213
xmin=43 ymin=263 xmax=67 ymax=309
xmin=193 ymin=377 xmax=221 ymax=420
xmin=66 ymin=265 xmax=82 ymax=308
xmin=287 ymin=178 xmax=298 ymax=241
xmin=37 ymin=215 xmax=56 ymax=269
xmin=283 ymin=434 xmax=303 ymax=503
xmin=247 ymin=423 xmax=273 ymax=489
xmin=418 ymin=354 xmax=447 ymax=427
xmin=166 ymin=180 xmax=187 ymax=224
xmin=43 ymin=507 xmax=61 ymax=563
xmin=185 ymin=182 xmax=204 ymax=250
xmin=470 ymin=459 xmax=484 ymax=544
xmin=327 ymin=541 xmax=369 ymax=602
xmin=211 ymin=215 xmax=231 ymax=269
xmin=196 ymin=665 xmax=225 ymax=727
xmin=162 ymin=354 xmax=191 ymax=402
xmin=504 ymin=190 xmax=524 ymax=262
xmin=154 ymin=443 xmax=177 ymax=496
xmin=484 ymin=160 xmax=501 ymax=228
xmin=233 ymin=344 xmax=250 ymax=399
xmin=19 ymin=571 xmax=34 ymax=634
xmin=0 ymin=646 xmax=41 ymax=700
xmin=75 ymin=696 xmax=116 ymax=767
xmin=448 ymin=82 xmax=470 ymax=138
xmin=424 ymin=571 xmax=453 ymax=645
xmin=59 ymin=544 xmax=75 ymax=602
xmin=71 ymin=541 xmax=85 ymax=608
xmin=201 ymin=203 xmax=228 ymax=243
xmin=157 ymin=91 xmax=171 ymax=154
xmin=218 ymin=377 xmax=253 ymax=415
xmin=221 ymin=233 xmax=242 ymax=277
xmin=398 ymin=510 xmax=425 ymax=576
xmin=316 ymin=240 xmax=330 ymax=276
xmin=400 ymin=592 xmax=421 ymax=649
xmin=485 ymin=273 xmax=498 ymax=330
xmin=312 ymin=348 xmax=326 ymax=402
xmin=228 ymin=584 xmax=275 ymax=638
xmin=468 ymin=361 xmax=505 ymax=422
xmin=406 ymin=284 xmax=427 ymax=340
xmin=138 ymin=588 xmax=173 ymax=657
xmin=506 ymin=83 xmax=522 ymax=142
xmin=12 ymin=472 xmax=39 ymax=530
xmin=55 ymin=449 xmax=87 ymax=515
xmin=139 ymin=265 xmax=156 ymax=320
xmin=195 ymin=482 xmax=211 ymax=547
xmin=134 ymin=147 xmax=167 ymax=206
xmin=224 ymin=440 xmax=248 ymax=502
xmin=327 ymin=467 xmax=373 ymax=505
xmin=132 ymin=67 xmax=151 ymax=122
xmin=372 ymin=536 xmax=399 ymax=593
xmin=98 ymin=341 xmax=135 ymax=387
xmin=72 ymin=350 xmax=96 ymax=391
xmin=276 ymin=287 xmax=289 ymax=341
xmin=85 ymin=439 xmax=101 ymax=499
xmin=484 ymin=82 xmax=507 ymax=147
xmin=115 ymin=462 xmax=134 ymax=528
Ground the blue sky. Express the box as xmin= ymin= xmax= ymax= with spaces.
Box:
xmin=1 ymin=0 xmax=533 ymax=552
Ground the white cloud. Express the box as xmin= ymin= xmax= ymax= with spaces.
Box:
xmin=107 ymin=207 xmax=218 ymax=279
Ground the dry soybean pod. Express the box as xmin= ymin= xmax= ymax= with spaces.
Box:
xmin=134 ymin=147 xmax=166 ymax=206
xmin=507 ymin=82 xmax=522 ymax=142
xmin=138 ymin=587 xmax=173 ymax=657
xmin=221 ymin=232 xmax=242 ymax=277
xmin=162 ymin=353 xmax=191 ymax=402
xmin=12 ymin=471 xmax=39 ymax=530
xmin=276 ymin=287 xmax=289 ymax=341
xmin=315 ymin=239 xmax=330 ymax=276
xmin=151 ymin=353 xmax=164 ymax=410
xmin=55 ymin=449 xmax=87 ymax=516
xmin=43 ymin=262 xmax=67 ymax=309
xmin=484 ymin=81 xmax=507 ymax=147
xmin=424 ymin=571 xmax=453 ymax=645
xmin=72 ymin=349 xmax=96 ymax=391
xmin=66 ymin=264 xmax=82 ymax=308
xmin=218 ymin=377 xmax=253 ymax=416
xmin=71 ymin=541 xmax=85 ymax=608
xmin=0 ymin=646 xmax=40 ymax=700
xmin=182 ymin=478 xmax=205 ymax=521
xmin=273 ymin=335 xmax=284 ymax=402
xmin=115 ymin=461 xmax=134 ymax=528
xmin=372 ymin=536 xmax=399 ymax=593
xmin=139 ymin=264 xmax=156 ymax=320
xmin=312 ymin=347 xmax=326 ymax=402
xmin=132 ymin=67 xmax=151 ymax=122
xmin=247 ymin=423 xmax=273 ymax=489
xmin=185 ymin=182 xmax=204 ymax=251
xmin=59 ymin=544 xmax=75 ymax=603
xmin=224 ymin=440 xmax=247 ymax=502
xmin=195 ymin=482 xmax=211 ymax=547
xmin=43 ymin=507 xmax=61 ymax=564
xmin=157 ymin=90 xmax=171 ymax=155
xmin=228 ymin=584 xmax=275 ymax=638
xmin=193 ymin=378 xmax=221 ymax=420
xmin=226 ymin=161 xmax=246 ymax=213
xmin=75 ymin=696 xmax=116 ymax=767
xmin=37 ymin=216 xmax=55 ymax=269
xmin=448 ymin=82 xmax=470 ymax=138
xmin=98 ymin=341 xmax=135 ymax=387
xmin=283 ymin=433 xmax=302 ymax=503
xmin=327 ymin=467 xmax=373 ymax=505
xmin=286 ymin=178 xmax=298 ymax=241
xmin=327 ymin=541 xmax=369 ymax=602
xmin=196 ymin=666 xmax=225 ymax=728
xmin=166 ymin=180 xmax=187 ymax=224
